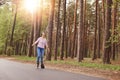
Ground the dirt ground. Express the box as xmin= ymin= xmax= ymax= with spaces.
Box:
xmin=1 ymin=57 xmax=120 ymax=80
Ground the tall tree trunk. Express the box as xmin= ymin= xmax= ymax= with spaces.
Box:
xmin=65 ymin=27 xmax=69 ymax=58
xmin=8 ymin=4 xmax=18 ymax=56
xmin=93 ymin=0 xmax=98 ymax=60
xmin=60 ymin=0 xmax=66 ymax=60
xmin=33 ymin=13 xmax=37 ymax=57
xmin=111 ymin=2 xmax=117 ymax=60
xmin=71 ymin=0 xmax=78 ymax=59
xmin=46 ymin=0 xmax=55 ymax=60
xmin=10 ymin=1 xmax=18 ymax=46
xmin=83 ymin=0 xmax=87 ymax=58
xmin=15 ymin=41 xmax=19 ymax=55
xmin=67 ymin=13 xmax=72 ymax=58
xmin=24 ymin=34 xmax=28 ymax=55
xmin=103 ymin=0 xmax=112 ymax=64
xmin=77 ymin=0 xmax=84 ymax=62
xmin=54 ymin=0 xmax=61 ymax=60
xmin=97 ymin=4 xmax=101 ymax=58
xmin=27 ymin=17 xmax=34 ymax=57
xmin=87 ymin=20 xmax=90 ymax=57
xmin=102 ymin=0 xmax=105 ymax=56
xmin=37 ymin=0 xmax=43 ymax=38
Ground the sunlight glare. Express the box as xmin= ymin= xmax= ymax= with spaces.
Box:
xmin=24 ymin=0 xmax=39 ymax=13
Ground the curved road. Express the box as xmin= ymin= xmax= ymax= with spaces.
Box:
xmin=0 ymin=59 xmax=106 ymax=80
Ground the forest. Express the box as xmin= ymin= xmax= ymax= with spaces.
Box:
xmin=0 ymin=0 xmax=120 ymax=65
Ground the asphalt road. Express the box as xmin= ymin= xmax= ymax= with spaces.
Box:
xmin=0 ymin=59 xmax=106 ymax=80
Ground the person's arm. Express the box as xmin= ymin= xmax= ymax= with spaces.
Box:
xmin=32 ymin=38 xmax=39 ymax=46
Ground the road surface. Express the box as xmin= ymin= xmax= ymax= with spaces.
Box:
xmin=0 ymin=59 xmax=106 ymax=80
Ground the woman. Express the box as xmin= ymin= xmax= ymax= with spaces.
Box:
xmin=32 ymin=32 xmax=49 ymax=69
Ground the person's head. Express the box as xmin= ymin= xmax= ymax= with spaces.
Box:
xmin=41 ymin=32 xmax=46 ymax=38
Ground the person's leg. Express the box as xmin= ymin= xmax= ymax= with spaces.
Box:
xmin=40 ymin=48 xmax=45 ymax=69
xmin=37 ymin=47 xmax=41 ymax=68
xmin=36 ymin=56 xmax=40 ymax=68
xmin=40 ymin=48 xmax=44 ymax=64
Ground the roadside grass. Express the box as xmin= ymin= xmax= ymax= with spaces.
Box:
xmin=12 ymin=55 xmax=36 ymax=62
xmin=12 ymin=56 xmax=120 ymax=71
xmin=48 ymin=60 xmax=120 ymax=71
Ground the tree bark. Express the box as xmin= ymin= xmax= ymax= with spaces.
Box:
xmin=97 ymin=4 xmax=101 ymax=58
xmin=102 ymin=0 xmax=105 ymax=56
xmin=111 ymin=2 xmax=117 ymax=60
xmin=33 ymin=13 xmax=37 ymax=57
xmin=54 ymin=0 xmax=61 ymax=60
xmin=103 ymin=0 xmax=112 ymax=64
xmin=46 ymin=0 xmax=55 ymax=60
xmin=93 ymin=0 xmax=98 ymax=60
xmin=72 ymin=0 xmax=78 ymax=59
xmin=77 ymin=0 xmax=84 ymax=62
xmin=60 ymin=0 xmax=66 ymax=60
xmin=27 ymin=18 xmax=34 ymax=57
xmin=8 ymin=3 xmax=18 ymax=56
xmin=37 ymin=0 xmax=43 ymax=38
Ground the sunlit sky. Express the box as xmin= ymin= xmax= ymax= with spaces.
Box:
xmin=91 ymin=0 xmax=94 ymax=3
xmin=88 ymin=0 xmax=95 ymax=4
xmin=23 ymin=0 xmax=50 ymax=13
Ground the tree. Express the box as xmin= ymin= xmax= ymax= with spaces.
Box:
xmin=111 ymin=1 xmax=118 ymax=60
xmin=60 ymin=0 xmax=66 ymax=60
xmin=36 ymin=0 xmax=43 ymax=38
xmin=54 ymin=0 xmax=61 ymax=60
xmin=72 ymin=0 xmax=78 ymax=59
xmin=77 ymin=0 xmax=84 ymax=62
xmin=97 ymin=2 xmax=101 ymax=58
xmin=101 ymin=0 xmax=105 ymax=55
xmin=8 ymin=0 xmax=18 ymax=56
xmin=66 ymin=2 xmax=75 ymax=58
xmin=93 ymin=0 xmax=98 ymax=60
xmin=27 ymin=22 xmax=34 ymax=57
xmin=83 ymin=0 xmax=88 ymax=58
xmin=103 ymin=0 xmax=112 ymax=64
xmin=46 ymin=0 xmax=55 ymax=60
xmin=0 ymin=4 xmax=12 ymax=55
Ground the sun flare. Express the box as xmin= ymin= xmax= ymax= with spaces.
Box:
xmin=23 ymin=0 xmax=49 ymax=13
xmin=24 ymin=0 xmax=39 ymax=13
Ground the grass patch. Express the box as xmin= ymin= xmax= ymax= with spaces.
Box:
xmin=12 ymin=55 xmax=36 ymax=62
xmin=11 ymin=56 xmax=120 ymax=71
xmin=47 ymin=60 xmax=120 ymax=71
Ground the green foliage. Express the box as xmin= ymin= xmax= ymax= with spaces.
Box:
xmin=113 ymin=0 xmax=120 ymax=3
xmin=13 ymin=11 xmax=31 ymax=42
xmin=0 ymin=4 xmax=12 ymax=51
xmin=0 ymin=3 xmax=32 ymax=53
xmin=109 ymin=23 xmax=120 ymax=44
xmin=0 ymin=0 xmax=50 ymax=54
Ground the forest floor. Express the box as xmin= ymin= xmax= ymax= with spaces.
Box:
xmin=0 ymin=56 xmax=120 ymax=80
